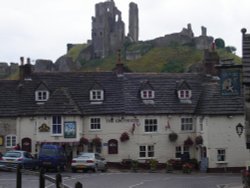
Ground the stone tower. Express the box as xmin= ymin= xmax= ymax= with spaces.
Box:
xmin=91 ymin=0 xmax=125 ymax=59
xmin=128 ymin=2 xmax=139 ymax=42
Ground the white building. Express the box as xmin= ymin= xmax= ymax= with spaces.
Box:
xmin=0 ymin=56 xmax=249 ymax=172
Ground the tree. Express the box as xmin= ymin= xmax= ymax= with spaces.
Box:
xmin=215 ymin=38 xmax=225 ymax=49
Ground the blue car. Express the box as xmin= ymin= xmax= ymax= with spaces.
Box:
xmin=38 ymin=144 xmax=67 ymax=172
xmin=0 ymin=150 xmax=40 ymax=170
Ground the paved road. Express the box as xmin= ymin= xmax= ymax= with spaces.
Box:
xmin=0 ymin=170 xmax=243 ymax=188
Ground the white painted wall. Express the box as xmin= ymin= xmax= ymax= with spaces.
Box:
xmin=16 ymin=114 xmax=250 ymax=169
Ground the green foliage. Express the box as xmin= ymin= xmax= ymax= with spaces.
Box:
xmin=67 ymin=44 xmax=88 ymax=62
xmin=149 ymin=159 xmax=158 ymax=171
xmin=131 ymin=160 xmax=139 ymax=172
xmin=66 ymin=42 xmax=241 ymax=73
xmin=215 ymin=38 xmax=225 ymax=49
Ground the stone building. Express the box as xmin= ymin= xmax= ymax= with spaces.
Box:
xmin=128 ymin=2 xmax=139 ymax=42
xmin=0 ymin=52 xmax=249 ymax=172
xmin=91 ymin=0 xmax=125 ymax=59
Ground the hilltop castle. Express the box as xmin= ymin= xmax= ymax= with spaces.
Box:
xmin=0 ymin=0 xmax=215 ymax=76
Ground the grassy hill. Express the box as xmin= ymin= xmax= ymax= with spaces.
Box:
xmin=66 ymin=42 xmax=241 ymax=73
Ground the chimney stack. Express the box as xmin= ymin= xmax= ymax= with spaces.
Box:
xmin=19 ymin=56 xmax=32 ymax=81
xmin=113 ymin=49 xmax=124 ymax=77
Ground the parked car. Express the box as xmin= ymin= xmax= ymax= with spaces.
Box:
xmin=71 ymin=152 xmax=107 ymax=173
xmin=38 ymin=144 xmax=67 ymax=172
xmin=0 ymin=150 xmax=39 ymax=170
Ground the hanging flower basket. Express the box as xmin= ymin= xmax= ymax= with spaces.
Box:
xmin=168 ymin=132 xmax=178 ymax=142
xmin=195 ymin=135 xmax=203 ymax=145
xmin=120 ymin=132 xmax=130 ymax=142
xmin=92 ymin=137 xmax=102 ymax=146
xmin=79 ymin=137 xmax=89 ymax=145
xmin=184 ymin=137 xmax=194 ymax=146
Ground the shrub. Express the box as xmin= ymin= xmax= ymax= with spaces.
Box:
xmin=79 ymin=137 xmax=89 ymax=145
xmin=195 ymin=135 xmax=203 ymax=145
xmin=120 ymin=132 xmax=130 ymax=142
xmin=184 ymin=137 xmax=194 ymax=146
xmin=169 ymin=132 xmax=178 ymax=142
xmin=92 ymin=137 xmax=101 ymax=146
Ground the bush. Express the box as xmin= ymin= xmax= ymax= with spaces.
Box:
xmin=120 ymin=132 xmax=130 ymax=142
xmin=169 ymin=132 xmax=178 ymax=142
xmin=149 ymin=159 xmax=158 ymax=171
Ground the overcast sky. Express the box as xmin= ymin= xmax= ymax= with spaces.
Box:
xmin=0 ymin=0 xmax=249 ymax=64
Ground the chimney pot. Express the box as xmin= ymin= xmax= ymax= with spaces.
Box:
xmin=20 ymin=57 xmax=24 ymax=65
xmin=27 ymin=57 xmax=31 ymax=64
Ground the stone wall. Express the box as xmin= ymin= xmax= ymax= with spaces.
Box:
xmin=128 ymin=2 xmax=139 ymax=42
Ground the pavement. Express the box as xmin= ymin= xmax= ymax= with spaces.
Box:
xmin=108 ymin=168 xmax=245 ymax=188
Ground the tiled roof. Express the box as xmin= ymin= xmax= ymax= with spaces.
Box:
xmin=0 ymin=71 xmax=244 ymax=117
xmin=0 ymin=80 xmax=19 ymax=117
xmin=242 ymin=28 xmax=250 ymax=84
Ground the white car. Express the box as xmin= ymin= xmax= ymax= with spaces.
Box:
xmin=71 ymin=152 xmax=107 ymax=173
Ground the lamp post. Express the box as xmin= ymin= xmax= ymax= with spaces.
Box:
xmin=236 ymin=123 xmax=244 ymax=137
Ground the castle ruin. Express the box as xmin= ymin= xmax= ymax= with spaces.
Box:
xmin=128 ymin=2 xmax=139 ymax=42
xmin=91 ymin=0 xmax=139 ymax=59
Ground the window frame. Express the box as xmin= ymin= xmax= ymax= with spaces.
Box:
xmin=5 ymin=135 xmax=17 ymax=148
xmin=144 ymin=119 xmax=158 ymax=133
xmin=178 ymin=90 xmax=192 ymax=100
xmin=90 ymin=118 xmax=101 ymax=130
xmin=141 ymin=90 xmax=155 ymax=99
xmin=175 ymin=146 xmax=190 ymax=158
xmin=181 ymin=117 xmax=193 ymax=131
xmin=139 ymin=145 xmax=155 ymax=159
xmin=51 ymin=115 xmax=63 ymax=136
xmin=35 ymin=90 xmax=49 ymax=102
xmin=217 ymin=149 xmax=226 ymax=162
xmin=90 ymin=90 xmax=104 ymax=101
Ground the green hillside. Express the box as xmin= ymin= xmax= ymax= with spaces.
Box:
xmin=67 ymin=42 xmax=241 ymax=73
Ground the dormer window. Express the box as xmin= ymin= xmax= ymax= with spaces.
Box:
xmin=178 ymin=90 xmax=191 ymax=99
xmin=141 ymin=90 xmax=155 ymax=99
xmin=35 ymin=90 xmax=49 ymax=102
xmin=35 ymin=82 xmax=50 ymax=103
xmin=176 ymin=80 xmax=192 ymax=103
xmin=89 ymin=82 xmax=104 ymax=104
xmin=90 ymin=90 xmax=104 ymax=101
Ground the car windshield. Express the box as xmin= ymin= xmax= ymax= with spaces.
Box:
xmin=40 ymin=148 xmax=57 ymax=156
xmin=4 ymin=152 xmax=21 ymax=158
xmin=78 ymin=153 xmax=94 ymax=158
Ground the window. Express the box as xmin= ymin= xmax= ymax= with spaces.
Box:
xmin=35 ymin=91 xmax=49 ymax=101
xmin=90 ymin=90 xmax=104 ymax=101
xmin=52 ymin=116 xmax=62 ymax=135
xmin=141 ymin=90 xmax=155 ymax=99
xmin=178 ymin=90 xmax=191 ymax=99
xmin=87 ymin=142 xmax=102 ymax=153
xmin=139 ymin=145 xmax=154 ymax=158
xmin=108 ymin=139 xmax=118 ymax=154
xmin=175 ymin=146 xmax=182 ymax=158
xmin=181 ymin=118 xmax=193 ymax=131
xmin=5 ymin=135 xmax=16 ymax=148
xmin=217 ymin=149 xmax=226 ymax=161
xmin=90 ymin=118 xmax=101 ymax=130
xmin=175 ymin=146 xmax=190 ymax=158
xmin=144 ymin=119 xmax=158 ymax=132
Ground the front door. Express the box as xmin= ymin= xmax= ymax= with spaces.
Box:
xmin=22 ymin=137 xmax=32 ymax=152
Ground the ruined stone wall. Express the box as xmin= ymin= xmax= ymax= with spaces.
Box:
xmin=91 ymin=0 xmax=125 ymax=59
xmin=128 ymin=2 xmax=139 ymax=42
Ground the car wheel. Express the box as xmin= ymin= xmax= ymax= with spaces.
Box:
xmin=92 ymin=165 xmax=98 ymax=173
xmin=101 ymin=165 xmax=107 ymax=172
